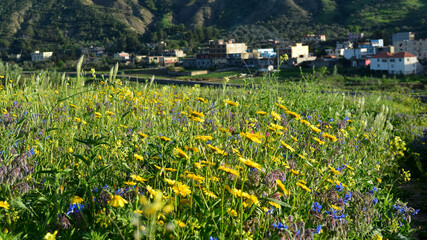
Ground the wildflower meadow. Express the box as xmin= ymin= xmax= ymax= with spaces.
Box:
xmin=0 ymin=60 xmax=425 ymax=240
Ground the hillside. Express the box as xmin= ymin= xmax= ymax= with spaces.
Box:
xmin=0 ymin=0 xmax=426 ymax=53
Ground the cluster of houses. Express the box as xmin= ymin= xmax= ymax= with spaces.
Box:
xmin=182 ymin=39 xmax=316 ymax=70
xmin=9 ymin=31 xmax=426 ymax=76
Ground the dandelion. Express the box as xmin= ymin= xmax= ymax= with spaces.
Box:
xmin=219 ymin=127 xmax=229 ymax=133
xmin=268 ymin=123 xmax=285 ymax=132
xmin=70 ymin=104 xmax=78 ymax=108
xmin=256 ymin=111 xmax=268 ymax=115
xmin=0 ymin=201 xmax=10 ymax=210
xmin=109 ymin=195 xmax=128 ymax=208
xmin=173 ymin=183 xmax=192 ymax=197
xmin=240 ymin=132 xmax=263 ymax=144
xmin=138 ymin=132 xmax=148 ymax=138
xmin=203 ymin=189 xmax=218 ymax=199
xmin=94 ymin=112 xmax=102 ymax=118
xmin=269 ymin=201 xmax=281 ymax=209
xmin=239 ymin=157 xmax=262 ymax=170
xmin=226 ymin=100 xmax=239 ymax=107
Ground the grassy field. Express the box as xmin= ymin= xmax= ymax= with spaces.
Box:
xmin=0 ymin=62 xmax=426 ymax=239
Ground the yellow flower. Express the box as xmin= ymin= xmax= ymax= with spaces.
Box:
xmin=70 ymin=104 xmax=78 ymax=108
xmin=271 ymin=111 xmax=281 ymax=121
xmin=256 ymin=111 xmax=268 ymax=115
xmin=105 ymin=111 xmax=115 ymax=116
xmin=130 ymin=174 xmax=148 ymax=182
xmin=313 ymin=137 xmax=325 ymax=145
xmin=195 ymin=135 xmax=213 ymax=141
xmin=219 ymin=127 xmax=229 ymax=133
xmin=268 ymin=123 xmax=285 ymax=132
xmin=138 ymin=132 xmax=148 ymax=138
xmin=186 ymin=173 xmax=205 ymax=183
xmin=70 ymin=196 xmax=84 ymax=204
xmin=226 ymin=100 xmax=239 ymax=107
xmin=74 ymin=117 xmax=81 ymax=123
xmin=281 ymin=141 xmax=295 ymax=152
xmin=269 ymin=201 xmax=281 ymax=209
xmin=309 ymin=125 xmax=322 ymax=133
xmin=124 ymin=181 xmax=136 ymax=186
xmin=188 ymin=109 xmax=204 ymax=118
xmin=274 ymin=103 xmax=287 ymax=110
xmin=331 ymin=205 xmax=341 ymax=210
xmin=196 ymin=97 xmax=208 ymax=103
xmin=176 ymin=220 xmax=186 ymax=227
xmin=66 ymin=147 xmax=73 ymax=153
xmin=239 ymin=157 xmax=262 ymax=170
xmin=158 ymin=136 xmax=172 ymax=141
xmin=296 ymin=182 xmax=311 ymax=192
xmin=44 ymin=230 xmax=58 ymax=240
xmin=322 ymin=132 xmax=338 ymax=142
xmin=275 ymin=179 xmax=290 ymax=195
xmin=173 ymin=183 xmax=192 ymax=197
xmin=285 ymin=110 xmax=301 ymax=120
xmin=227 ymin=208 xmax=238 ymax=217
xmin=175 ymin=147 xmax=189 ymax=159
xmin=164 ymin=178 xmax=176 ymax=186
xmin=299 ymin=119 xmax=310 ymax=126
xmin=218 ymin=165 xmax=240 ymax=176
xmin=109 ymin=195 xmax=128 ymax=208
xmin=0 ymin=201 xmax=10 ymax=210
xmin=94 ymin=112 xmax=102 ymax=118
xmin=203 ymin=189 xmax=218 ymax=199
xmin=134 ymin=153 xmax=144 ymax=161
xmin=240 ymin=132 xmax=263 ymax=144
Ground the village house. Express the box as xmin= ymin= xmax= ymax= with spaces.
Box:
xmin=31 ymin=51 xmax=53 ymax=62
xmin=113 ymin=51 xmax=130 ymax=61
xmin=347 ymin=32 xmax=364 ymax=43
xmin=81 ymin=46 xmax=105 ymax=56
xmin=393 ymin=39 xmax=427 ymax=60
xmin=302 ymin=34 xmax=326 ymax=46
xmin=275 ymin=42 xmax=309 ymax=59
xmin=209 ymin=39 xmax=248 ymax=67
xmin=163 ymin=49 xmax=186 ymax=58
xmin=369 ymin=52 xmax=421 ymax=75
xmin=325 ymin=41 xmax=353 ymax=57
xmin=392 ymin=32 xmax=415 ymax=44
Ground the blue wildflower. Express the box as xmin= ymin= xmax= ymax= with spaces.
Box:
xmin=209 ymin=237 xmax=218 ymax=240
xmin=368 ymin=186 xmax=376 ymax=194
xmin=312 ymin=202 xmax=322 ymax=213
xmin=412 ymin=209 xmax=420 ymax=215
xmin=343 ymin=192 xmax=352 ymax=203
xmin=314 ymin=225 xmax=322 ymax=235
xmin=335 ymin=183 xmax=344 ymax=192
xmin=272 ymin=222 xmax=288 ymax=230
xmin=372 ymin=198 xmax=378 ymax=205
xmin=66 ymin=203 xmax=84 ymax=215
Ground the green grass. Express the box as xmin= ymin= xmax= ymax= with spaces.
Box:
xmin=0 ymin=64 xmax=425 ymax=239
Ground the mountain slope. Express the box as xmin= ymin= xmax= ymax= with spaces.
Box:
xmin=0 ymin=0 xmax=426 ymax=52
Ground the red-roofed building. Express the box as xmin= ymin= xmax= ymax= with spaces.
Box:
xmin=369 ymin=52 xmax=420 ymax=75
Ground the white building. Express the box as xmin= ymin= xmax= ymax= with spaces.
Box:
xmin=31 ymin=51 xmax=53 ymax=62
xmin=325 ymin=41 xmax=353 ymax=57
xmin=302 ymin=34 xmax=326 ymax=45
xmin=369 ymin=52 xmax=420 ymax=75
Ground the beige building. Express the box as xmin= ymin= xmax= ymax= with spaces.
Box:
xmin=302 ymin=34 xmax=326 ymax=45
xmin=209 ymin=39 xmax=248 ymax=59
xmin=31 ymin=51 xmax=53 ymax=62
xmin=394 ymin=40 xmax=427 ymax=60
xmin=275 ymin=43 xmax=309 ymax=59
